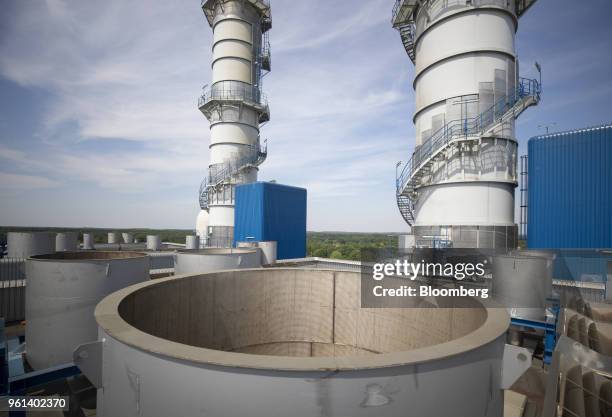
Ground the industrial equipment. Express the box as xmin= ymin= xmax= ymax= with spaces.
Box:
xmin=234 ymin=182 xmax=307 ymax=259
xmin=25 ymin=252 xmax=149 ymax=370
xmin=55 ymin=232 xmax=78 ymax=252
xmin=392 ymin=0 xmax=541 ymax=248
xmin=527 ymin=123 xmax=612 ymax=249
xmin=77 ymin=268 xmax=527 ymax=417
xmin=173 ymin=248 xmax=261 ymax=274
xmin=195 ymin=0 xmax=272 ymax=248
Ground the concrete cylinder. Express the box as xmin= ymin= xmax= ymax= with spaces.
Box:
xmin=108 ymin=232 xmax=119 ymax=244
xmin=146 ymin=235 xmax=161 ymax=251
xmin=55 ymin=232 xmax=78 ymax=252
xmin=82 ymin=233 xmax=94 ymax=250
xmin=185 ymin=235 xmax=200 ymax=250
xmin=25 ymin=251 xmax=149 ymax=370
xmin=492 ymin=253 xmax=554 ymax=321
xmin=174 ymin=248 xmax=260 ymax=275
xmin=398 ymin=235 xmax=415 ymax=250
xmin=87 ymin=269 xmax=510 ymax=417
xmin=121 ymin=232 xmax=134 ymax=244
xmin=7 ymin=232 xmax=55 ymax=258
xmin=257 ymin=241 xmax=277 ymax=265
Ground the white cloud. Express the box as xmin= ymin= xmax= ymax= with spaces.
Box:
xmin=0 ymin=172 xmax=61 ymax=189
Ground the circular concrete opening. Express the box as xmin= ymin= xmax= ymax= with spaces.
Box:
xmin=30 ymin=251 xmax=147 ymax=261
xmin=97 ymin=268 xmax=508 ymax=371
xmin=176 ymin=248 xmax=258 ymax=255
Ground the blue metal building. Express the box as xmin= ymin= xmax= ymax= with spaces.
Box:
xmin=527 ymin=123 xmax=612 ymax=249
xmin=234 ymin=182 xmax=307 ymax=260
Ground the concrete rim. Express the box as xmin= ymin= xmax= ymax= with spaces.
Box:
xmin=176 ymin=248 xmax=258 ymax=255
xmin=29 ymin=251 xmax=148 ymax=262
xmin=95 ymin=268 xmax=510 ymax=372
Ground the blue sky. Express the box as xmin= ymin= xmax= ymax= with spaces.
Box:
xmin=0 ymin=0 xmax=611 ymax=232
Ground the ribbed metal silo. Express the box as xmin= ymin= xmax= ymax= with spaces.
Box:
xmin=196 ymin=0 xmax=271 ymax=248
xmin=393 ymin=0 xmax=541 ymax=248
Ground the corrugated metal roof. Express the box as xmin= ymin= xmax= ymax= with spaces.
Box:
xmin=527 ymin=123 xmax=612 ymax=249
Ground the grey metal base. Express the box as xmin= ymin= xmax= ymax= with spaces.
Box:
xmin=412 ymin=224 xmax=518 ymax=249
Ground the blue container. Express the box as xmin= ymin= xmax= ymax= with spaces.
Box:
xmin=234 ymin=182 xmax=307 ymax=260
xmin=527 ymin=123 xmax=612 ymax=249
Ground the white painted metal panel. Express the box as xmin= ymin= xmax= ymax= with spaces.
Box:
xmin=25 ymin=252 xmax=148 ymax=370
xmin=7 ymin=232 xmax=55 ymax=258
xmin=415 ymin=10 xmax=515 ymax=75
xmin=415 ymin=182 xmax=515 ymax=226
xmin=213 ymin=39 xmax=253 ymax=62
xmin=55 ymin=232 xmax=78 ymax=252
xmin=212 ymin=58 xmax=252 ymax=84
xmin=213 ymin=19 xmax=253 ymax=45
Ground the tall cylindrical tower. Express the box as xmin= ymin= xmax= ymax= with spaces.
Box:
xmin=393 ymin=0 xmax=541 ymax=249
xmin=197 ymin=0 xmax=271 ymax=247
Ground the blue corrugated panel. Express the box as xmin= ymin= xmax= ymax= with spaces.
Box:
xmin=234 ymin=182 xmax=307 ymax=260
xmin=528 ymin=123 xmax=612 ymax=249
xmin=552 ymin=250 xmax=612 ymax=282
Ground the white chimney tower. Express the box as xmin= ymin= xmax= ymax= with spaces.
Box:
xmin=392 ymin=0 xmax=541 ymax=248
xmin=196 ymin=0 xmax=271 ymax=247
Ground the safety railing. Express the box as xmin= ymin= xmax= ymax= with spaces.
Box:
xmin=261 ymin=31 xmax=271 ymax=71
xmin=396 ymin=77 xmax=541 ymax=194
xmin=392 ymin=0 xmax=418 ymax=26
xmin=198 ymin=83 xmax=268 ymax=110
xmin=201 ymin=0 xmax=270 ymax=7
xmin=394 ymin=0 xmax=516 ymax=23
xmin=201 ymin=0 xmax=272 ymax=28
xmin=199 ymin=140 xmax=268 ymax=210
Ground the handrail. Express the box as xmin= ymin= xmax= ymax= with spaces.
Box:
xmin=199 ymin=140 xmax=268 ymax=210
xmin=198 ymin=85 xmax=268 ymax=110
xmin=261 ymin=31 xmax=271 ymax=68
xmin=392 ymin=0 xmax=417 ymax=26
xmin=396 ymin=77 xmax=541 ymax=194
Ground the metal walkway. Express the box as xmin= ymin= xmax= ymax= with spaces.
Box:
xmin=396 ymin=77 xmax=541 ymax=225
xmin=392 ymin=0 xmax=539 ymax=63
xmin=199 ymin=141 xmax=267 ymax=210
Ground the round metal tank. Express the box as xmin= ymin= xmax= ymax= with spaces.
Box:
xmin=82 ymin=233 xmax=94 ymax=250
xmin=90 ymin=269 xmax=510 ymax=417
xmin=185 ymin=235 xmax=199 ymax=250
xmin=492 ymin=253 xmax=554 ymax=321
xmin=121 ymin=232 xmax=134 ymax=244
xmin=174 ymin=248 xmax=260 ymax=275
xmin=146 ymin=235 xmax=161 ymax=251
xmin=55 ymin=232 xmax=78 ymax=252
xmin=107 ymin=232 xmax=119 ymax=244
xmin=7 ymin=232 xmax=55 ymax=258
xmin=25 ymin=251 xmax=149 ymax=370
xmin=257 ymin=241 xmax=277 ymax=265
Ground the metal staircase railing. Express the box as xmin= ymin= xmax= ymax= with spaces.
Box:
xmin=398 ymin=23 xmax=416 ymax=63
xmin=391 ymin=0 xmax=418 ymax=63
xmin=202 ymin=0 xmax=272 ymax=31
xmin=199 ymin=140 xmax=268 ymax=210
xmin=392 ymin=0 xmax=539 ymax=63
xmin=261 ymin=31 xmax=271 ymax=72
xmin=397 ymin=193 xmax=415 ymax=226
xmin=198 ymin=83 xmax=270 ymax=124
xmin=396 ymin=77 xmax=541 ymax=225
